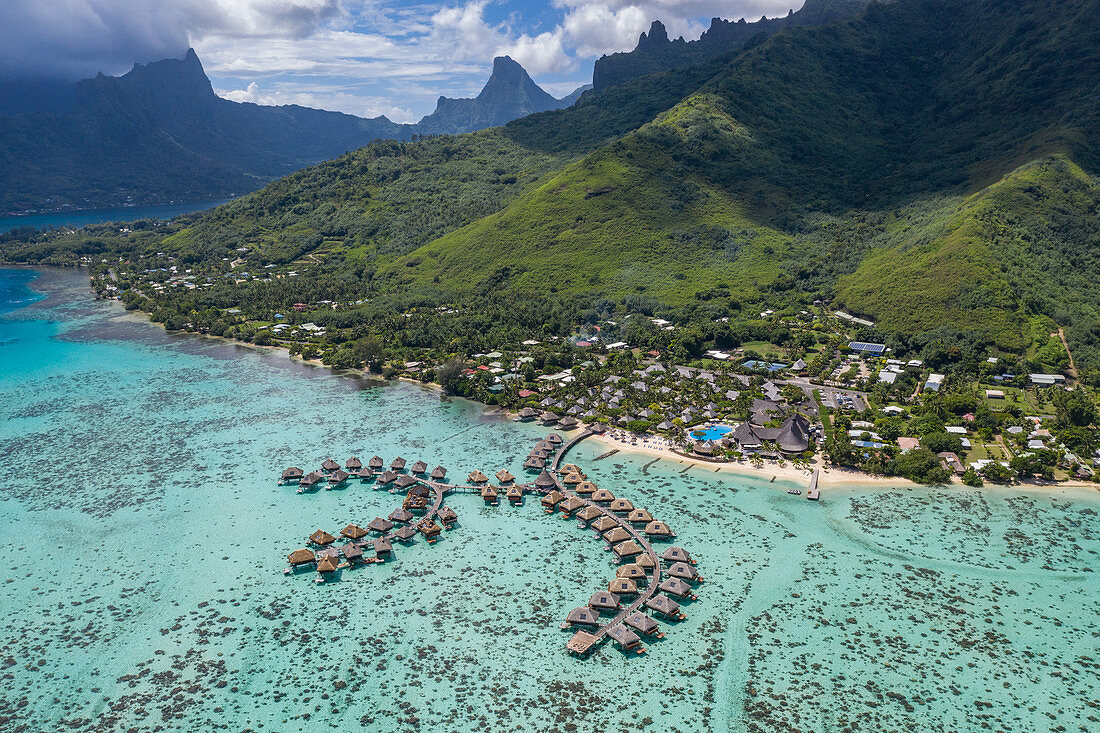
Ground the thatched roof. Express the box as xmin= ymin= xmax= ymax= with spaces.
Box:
xmin=368 ymin=455 xmax=384 ymax=468
xmin=411 ymin=460 xmax=428 ymax=474
xmin=576 ymin=505 xmax=602 ymax=522
xmin=562 ymin=472 xmax=583 ymax=485
xmin=281 ymin=467 xmax=304 ymax=480
xmin=534 ymin=470 xmax=556 ymax=488
xmin=341 ymin=543 xmax=364 ymax=560
xmin=628 ymin=508 xmax=653 ymax=523
xmin=624 ymin=612 xmax=658 ymax=635
xmin=566 ymin=606 xmax=599 ymax=626
xmin=546 ymin=433 xmax=563 ymax=444
xmin=430 ymin=466 xmax=446 ymax=480
xmin=309 ymin=530 xmax=336 ymax=545
xmin=316 ymin=556 xmax=338 ymax=572
xmin=467 ymin=470 xmax=489 ymax=484
xmin=287 ymin=548 xmax=315 ymax=565
xmin=418 ymin=520 xmax=442 ymax=537
xmin=356 ymin=468 xmax=375 ymax=480
xmin=541 ymin=490 xmax=564 ymax=507
xmin=394 ymin=474 xmax=418 ymax=489
xmin=659 ymin=577 xmax=692 ymax=597
xmin=667 ymin=562 xmax=698 ymax=581
xmin=366 ymin=517 xmax=394 ymax=534
xmin=636 ymin=553 xmax=657 ymax=570
xmin=589 ymin=591 xmax=620 ymax=610
xmin=606 ymin=625 xmax=641 ymax=648
xmin=299 ymin=471 xmax=323 ymax=486
xmin=377 ymin=470 xmax=398 ymax=484
xmin=592 ymin=516 xmax=619 ymax=532
xmin=506 ymin=485 xmax=523 ymax=498
xmin=346 ymin=457 xmax=363 ymax=470
xmin=575 ymin=479 xmax=598 ymax=494
xmin=407 ymin=484 xmax=430 ymax=498
xmin=523 ymin=457 xmax=546 ymax=470
xmin=373 ymin=536 xmax=393 ymax=554
xmin=481 ymin=484 xmax=498 ymax=499
xmin=495 ymin=469 xmax=515 ymax=483
xmin=438 ymin=506 xmax=458 ymax=523
xmin=646 ymin=594 xmax=681 ymax=617
xmin=561 ymin=463 xmax=582 ymax=475
xmin=610 ymin=498 xmax=634 ymax=514
xmin=388 ymin=507 xmax=414 ymax=523
xmin=591 ymin=489 xmax=615 ymax=503
xmin=328 ymin=469 xmax=349 ymax=484
xmin=616 ymin=564 xmax=646 ymax=580
xmin=662 ymin=546 xmax=693 ymax=564
xmin=321 ymin=458 xmax=340 ymax=471
xmin=517 ymin=407 xmax=538 ymax=419
xmin=540 ymin=411 xmax=560 ymax=423
xmin=566 ymin=630 xmax=598 ymax=655
xmin=602 ymin=527 xmax=631 ymax=544
xmin=392 ymin=525 xmax=418 ymax=541
xmin=612 ymin=540 xmax=643 ymax=558
xmin=529 ymin=448 xmax=549 ymax=460
xmin=608 ymin=577 xmax=638 ymax=595
xmin=391 ymin=457 xmax=407 ymax=470
xmin=560 ymin=496 xmax=585 ymax=513
xmin=558 ymin=416 xmax=579 ymax=429
xmin=341 ymin=523 xmax=368 ymax=540
xmin=644 ymin=520 xmax=672 ymax=537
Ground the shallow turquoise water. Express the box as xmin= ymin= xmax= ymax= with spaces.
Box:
xmin=1 ymin=267 xmax=1098 ymax=732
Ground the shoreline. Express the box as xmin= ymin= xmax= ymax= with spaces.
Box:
xmin=12 ymin=264 xmax=1100 ymax=499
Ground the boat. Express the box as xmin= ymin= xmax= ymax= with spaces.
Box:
xmin=787 ymin=489 xmax=801 ymax=495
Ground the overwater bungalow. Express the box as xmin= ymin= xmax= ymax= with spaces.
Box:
xmin=644 ymin=521 xmax=672 ymax=538
xmin=602 ymin=527 xmax=631 ymax=544
xmin=541 ymin=490 xmax=564 ymax=511
xmin=662 ymin=547 xmax=694 ymax=565
xmin=341 ymin=543 xmax=365 ymax=563
xmin=534 ymin=470 xmax=557 ymax=490
xmin=430 ymin=466 xmax=447 ymax=481
xmin=481 ymin=484 xmax=499 ymax=504
xmin=608 ymin=577 xmax=638 ymax=596
xmin=540 ymin=411 xmax=560 ymax=424
xmin=411 ymin=460 xmax=428 ymax=475
xmin=565 ymin=606 xmax=601 ymax=628
xmin=658 ymin=577 xmax=694 ymax=599
xmin=628 ymin=508 xmax=654 ymax=525
xmin=394 ymin=474 xmax=418 ymax=490
xmin=546 ymin=433 xmax=563 ymax=445
xmin=404 ymin=496 xmax=428 ymax=513
xmin=612 ymin=540 xmax=643 ymax=560
xmin=524 ymin=457 xmax=546 ymax=470
xmin=636 ymin=553 xmax=657 ymax=571
xmin=388 ymin=507 xmax=414 ymax=524
xmin=495 ymin=469 xmax=516 ymax=484
xmin=281 ymin=467 xmax=304 ymax=484
xmin=645 ymin=594 xmax=684 ymax=620
xmin=559 ymin=496 xmax=585 ymax=515
xmin=561 ymin=463 xmax=582 ymax=475
xmin=287 ymin=548 xmax=316 ymax=566
xmin=309 ymin=530 xmax=336 ymax=546
xmin=667 ymin=562 xmax=701 ymax=582
xmin=609 ymin=498 xmax=634 ymax=515
xmin=517 ymin=407 xmax=538 ymax=421
xmin=327 ymin=469 xmax=349 ymax=487
xmin=346 ymin=457 xmax=363 ymax=472
xmin=340 ymin=523 xmax=368 ymax=541
xmin=529 ymin=448 xmax=550 ymax=460
xmin=591 ymin=489 xmax=616 ymax=505
xmin=297 ymin=471 xmax=323 ymax=492
xmin=392 ymin=525 xmax=418 ymax=542
xmin=368 ymin=455 xmax=384 ymax=470
xmin=558 ymin=416 xmax=580 ymax=430
xmin=575 ymin=480 xmax=598 ymax=495
xmin=391 ymin=457 xmax=407 ymax=471
xmin=366 ymin=517 xmax=394 ymax=534
xmin=606 ymin=624 xmax=643 ymax=653
xmin=438 ymin=506 xmax=458 ymax=526
xmin=591 ymin=516 xmax=619 ymax=533
xmin=589 ymin=591 xmax=620 ymax=614
xmin=616 ymin=564 xmax=647 ymax=583
xmin=418 ymin=520 xmax=442 ymax=540
xmin=372 ymin=536 xmax=393 ymax=558
xmin=576 ymin=505 xmax=603 ymax=523
xmin=562 ymin=472 xmax=583 ymax=485
xmin=467 ymin=470 xmax=489 ymax=484
xmin=377 ymin=470 xmax=398 ymax=486
xmin=356 ymin=468 xmax=375 ymax=481
xmin=321 ymin=458 xmax=340 ymax=473
xmin=316 ymin=556 xmax=339 ymax=574
xmin=624 ymin=612 xmax=661 ymax=638
xmin=506 ymin=485 xmax=524 ymax=504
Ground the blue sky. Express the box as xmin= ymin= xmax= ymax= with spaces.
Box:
xmin=2 ymin=1 xmax=804 ymax=122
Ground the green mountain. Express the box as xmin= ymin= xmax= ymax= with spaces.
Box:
xmin=5 ymin=0 xmax=1099 ymax=377
xmin=591 ymin=0 xmax=879 ymax=92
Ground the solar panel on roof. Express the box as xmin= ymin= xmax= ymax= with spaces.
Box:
xmin=848 ymin=342 xmax=886 ymax=354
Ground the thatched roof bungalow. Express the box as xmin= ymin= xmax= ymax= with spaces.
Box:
xmin=309 ymin=530 xmax=336 ymax=546
xmin=624 ymin=612 xmax=659 ymax=636
xmin=411 ymin=460 xmax=428 ymax=475
xmin=546 ymin=433 xmax=563 ymax=445
xmin=467 ymin=470 xmax=489 ymax=484
xmin=602 ymin=527 xmax=631 ymax=544
xmin=517 ymin=407 xmax=538 ymax=421
xmin=636 ymin=553 xmax=657 ymax=570
xmin=481 ymin=484 xmax=499 ymax=502
xmin=658 ymin=577 xmax=693 ymax=598
xmin=606 ymin=624 xmax=642 ymax=651
xmin=438 ymin=506 xmax=458 ymax=524
xmin=418 ymin=520 xmax=442 ymax=538
xmin=645 ymin=594 xmax=682 ymax=619
xmin=506 ymin=485 xmax=524 ymax=503
xmin=558 ymin=416 xmax=579 ymax=429
xmin=346 ymin=457 xmax=362 ymax=471
xmin=341 ymin=523 xmax=368 ymax=540
xmin=373 ymin=536 xmax=393 ymax=556
xmin=281 ymin=467 xmax=304 ymax=482
xmin=591 ymin=516 xmax=619 ymax=532
xmin=591 ymin=489 xmax=615 ymax=505
xmin=667 ymin=561 xmax=699 ymax=582
xmin=327 ymin=469 xmax=349 ymax=485
xmin=298 ymin=471 xmax=323 ymax=487
xmin=588 ymin=591 xmax=620 ymax=613
xmin=662 ymin=547 xmax=694 ymax=564
xmin=316 ymin=556 xmax=339 ymax=573
xmin=394 ymin=474 xmax=418 ymax=489
xmin=341 ymin=543 xmax=364 ymax=562
xmin=495 ymin=469 xmax=516 ymax=484
xmin=368 ymin=455 xmax=384 ymax=469
xmin=388 ymin=507 xmax=414 ymax=523
xmin=392 ymin=525 xmax=418 ymax=542
xmin=540 ymin=411 xmax=560 ymax=424
xmin=366 ymin=517 xmax=394 ymax=534
xmin=321 ymin=458 xmax=340 ymax=472
xmin=616 ymin=564 xmax=647 ymax=582
xmin=566 ymin=606 xmax=600 ymax=627
xmin=610 ymin=498 xmax=634 ymax=515
xmin=561 ymin=463 xmax=582 ymax=475
xmin=562 ymin=472 xmax=583 ymax=485
xmin=612 ymin=540 xmax=643 ymax=559
xmin=608 ymin=577 xmax=638 ymax=595
xmin=430 ymin=466 xmax=447 ymax=480
xmin=523 ymin=457 xmax=546 ymax=470
xmin=576 ymin=505 xmax=603 ymax=522
xmin=287 ymin=548 xmax=316 ymax=566
xmin=628 ymin=508 xmax=653 ymax=524
xmin=541 ymin=490 xmax=564 ymax=509
xmin=534 ymin=470 xmax=556 ymax=489
xmin=560 ymin=496 xmax=585 ymax=515
xmin=377 ymin=470 xmax=398 ymax=485
xmin=575 ymin=480 xmax=598 ymax=495
xmin=391 ymin=457 xmax=407 ymax=471
xmin=644 ymin=521 xmax=672 ymax=538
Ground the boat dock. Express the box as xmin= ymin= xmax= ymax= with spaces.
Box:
xmin=807 ymin=468 xmax=820 ymax=500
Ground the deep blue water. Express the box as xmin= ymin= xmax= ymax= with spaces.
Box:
xmin=0 ymin=199 xmax=230 ymax=233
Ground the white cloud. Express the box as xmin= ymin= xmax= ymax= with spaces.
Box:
xmin=217 ymin=80 xmax=418 ymax=122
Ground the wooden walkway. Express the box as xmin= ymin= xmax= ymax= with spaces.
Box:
xmin=549 ymin=430 xmax=667 ymax=655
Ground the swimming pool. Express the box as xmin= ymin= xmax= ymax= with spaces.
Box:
xmin=690 ymin=424 xmax=733 ymax=441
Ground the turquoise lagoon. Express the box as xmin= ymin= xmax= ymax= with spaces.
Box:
xmin=1 ymin=267 xmax=1098 ymax=732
